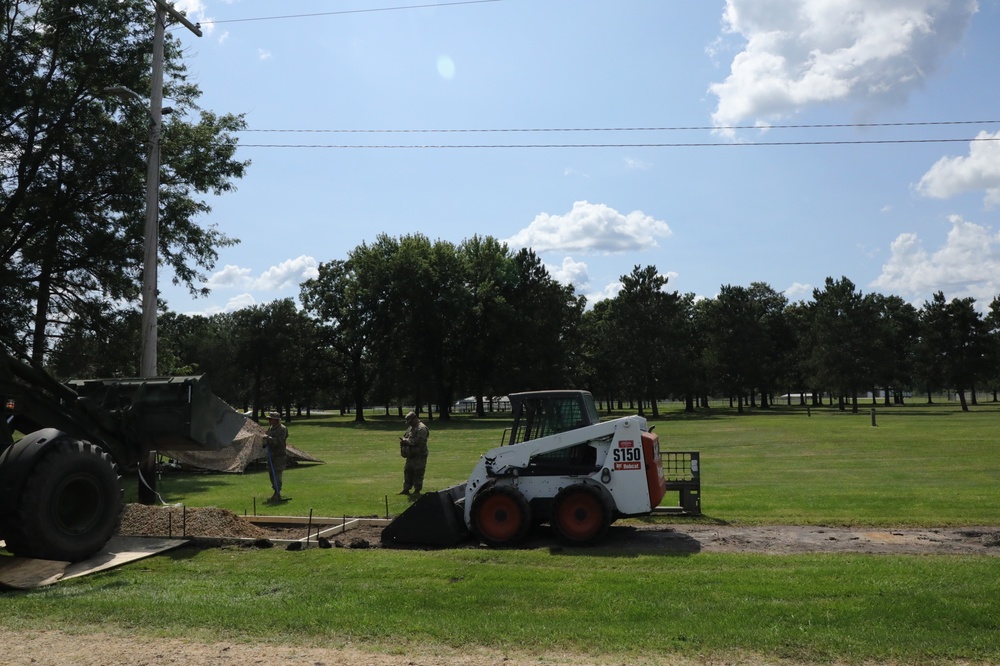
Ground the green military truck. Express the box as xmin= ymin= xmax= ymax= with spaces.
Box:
xmin=1 ymin=347 xmax=244 ymax=562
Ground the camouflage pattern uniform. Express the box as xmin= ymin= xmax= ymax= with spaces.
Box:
xmin=399 ymin=411 xmax=429 ymax=494
xmin=265 ymin=412 xmax=289 ymax=500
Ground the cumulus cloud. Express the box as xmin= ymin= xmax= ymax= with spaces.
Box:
xmin=205 ymin=264 xmax=253 ymax=289
xmin=205 ymin=256 xmax=319 ymax=293
xmin=253 ymin=255 xmax=319 ymax=290
xmin=548 ymin=257 xmax=590 ymax=289
xmin=870 ymin=215 xmax=1000 ymax=303
xmin=258 ymin=48 xmax=273 ymax=61
xmin=784 ymin=281 xmax=813 ymax=300
xmin=586 ymin=281 xmax=625 ymax=306
xmin=505 ymin=201 xmax=672 ymax=254
xmin=709 ymin=0 xmax=978 ymax=129
xmin=915 ymin=131 xmax=1000 ymax=208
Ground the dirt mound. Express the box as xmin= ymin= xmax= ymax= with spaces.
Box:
xmin=118 ymin=504 xmax=270 ymax=540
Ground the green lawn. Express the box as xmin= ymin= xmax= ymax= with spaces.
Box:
xmin=4 ymin=398 xmax=1000 ymax=664
xmin=140 ymin=399 xmax=1000 ymax=527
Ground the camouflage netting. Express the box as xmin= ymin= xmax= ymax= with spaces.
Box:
xmin=161 ymin=416 xmax=321 ymax=473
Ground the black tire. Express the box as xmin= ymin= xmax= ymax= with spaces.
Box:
xmin=470 ymin=485 xmax=532 ymax=547
xmin=550 ymin=484 xmax=613 ymax=545
xmin=2 ymin=438 xmax=122 ymax=562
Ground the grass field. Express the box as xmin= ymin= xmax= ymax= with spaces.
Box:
xmin=137 ymin=398 xmax=1000 ymax=527
xmin=3 ymin=398 xmax=1000 ymax=664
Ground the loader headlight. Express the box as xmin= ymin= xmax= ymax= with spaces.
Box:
xmin=600 ymin=468 xmax=612 ymax=484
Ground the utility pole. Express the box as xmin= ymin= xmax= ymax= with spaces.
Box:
xmin=139 ymin=0 xmax=202 ymax=379
xmin=137 ymin=0 xmax=201 ymax=505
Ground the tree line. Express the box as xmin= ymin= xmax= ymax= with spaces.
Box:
xmin=39 ymin=233 xmax=1000 ymax=420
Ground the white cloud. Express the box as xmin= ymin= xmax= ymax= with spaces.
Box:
xmin=258 ymin=48 xmax=273 ymax=61
xmin=915 ymin=131 xmax=1000 ymax=208
xmin=505 ymin=201 xmax=672 ymax=254
xmin=206 ymin=264 xmax=253 ymax=289
xmin=586 ymin=281 xmax=625 ymax=306
xmin=548 ymin=257 xmax=590 ymax=289
xmin=253 ymin=256 xmax=320 ymax=290
xmin=709 ymin=0 xmax=978 ymax=129
xmin=205 ymin=256 xmax=319 ymax=293
xmin=870 ymin=215 xmax=1000 ymax=303
xmin=223 ymin=293 xmax=257 ymax=312
xmin=784 ymin=281 xmax=813 ymax=300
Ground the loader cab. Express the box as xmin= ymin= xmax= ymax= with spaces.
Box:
xmin=505 ymin=390 xmax=600 ymax=446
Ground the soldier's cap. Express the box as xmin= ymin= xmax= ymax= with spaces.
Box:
xmin=267 ymin=412 xmax=281 ymax=420
xmin=405 ymin=411 xmax=417 ymax=421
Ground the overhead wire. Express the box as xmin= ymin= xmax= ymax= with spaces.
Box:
xmin=234 ymin=137 xmax=1000 ymax=148
xmin=200 ymin=0 xmax=503 ymax=26
xmin=239 ymin=120 xmax=1000 ymax=133
xmin=231 ymin=120 xmax=1000 ymax=148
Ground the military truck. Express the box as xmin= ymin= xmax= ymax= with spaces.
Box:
xmin=0 ymin=347 xmax=245 ymax=562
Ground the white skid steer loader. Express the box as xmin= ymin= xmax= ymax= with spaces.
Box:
xmin=381 ymin=390 xmax=700 ymax=548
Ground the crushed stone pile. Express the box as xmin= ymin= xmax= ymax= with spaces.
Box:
xmin=117 ymin=503 xmax=269 ymax=539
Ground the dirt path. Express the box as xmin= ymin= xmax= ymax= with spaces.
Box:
xmin=118 ymin=504 xmax=1000 ymax=556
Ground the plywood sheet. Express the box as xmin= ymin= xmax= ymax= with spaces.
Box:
xmin=0 ymin=536 xmax=187 ymax=590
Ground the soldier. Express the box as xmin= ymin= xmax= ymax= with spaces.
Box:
xmin=264 ymin=411 xmax=289 ymax=502
xmin=398 ymin=411 xmax=429 ymax=496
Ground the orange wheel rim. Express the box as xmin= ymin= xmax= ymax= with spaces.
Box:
xmin=556 ymin=491 xmax=603 ymax=541
xmin=477 ymin=494 xmax=523 ymax=541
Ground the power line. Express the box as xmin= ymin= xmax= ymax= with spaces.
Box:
xmin=235 ymin=136 xmax=1000 ymax=148
xmin=238 ymin=119 xmax=1000 ymax=134
xmin=202 ymin=0 xmax=503 ymax=26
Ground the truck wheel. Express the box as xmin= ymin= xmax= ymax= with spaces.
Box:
xmin=471 ymin=485 xmax=531 ymax=547
xmin=551 ymin=484 xmax=612 ymax=544
xmin=2 ymin=438 xmax=122 ymax=562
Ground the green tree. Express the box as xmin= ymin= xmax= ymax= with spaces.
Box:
xmin=808 ymin=277 xmax=878 ymax=412
xmin=579 ymin=299 xmax=627 ymax=413
xmin=300 ymin=259 xmax=378 ymax=422
xmin=985 ymin=295 xmax=1000 ymax=402
xmin=1 ymin=0 xmax=248 ymax=361
xmin=868 ymin=294 xmax=919 ymax=405
xmin=229 ymin=299 xmax=309 ymax=419
xmin=608 ymin=266 xmax=683 ymax=416
xmin=504 ymin=249 xmax=583 ymax=393
xmin=918 ymin=293 xmax=989 ymax=411
xmin=914 ymin=292 xmax=949 ymax=404
xmin=457 ymin=235 xmax=518 ymax=416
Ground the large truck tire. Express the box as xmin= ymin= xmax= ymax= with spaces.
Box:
xmin=471 ymin=485 xmax=531 ymax=547
xmin=550 ymin=483 xmax=614 ymax=545
xmin=0 ymin=432 xmax=123 ymax=562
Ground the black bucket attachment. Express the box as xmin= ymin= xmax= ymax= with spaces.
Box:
xmin=381 ymin=483 xmax=469 ymax=547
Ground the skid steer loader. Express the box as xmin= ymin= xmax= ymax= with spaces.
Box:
xmin=382 ymin=390 xmax=700 ymax=548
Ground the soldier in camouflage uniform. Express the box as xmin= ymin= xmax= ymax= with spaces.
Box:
xmin=398 ymin=411 xmax=429 ymax=495
xmin=264 ymin=411 xmax=289 ymax=502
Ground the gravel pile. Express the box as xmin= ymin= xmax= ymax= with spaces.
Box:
xmin=117 ymin=504 xmax=270 ymax=539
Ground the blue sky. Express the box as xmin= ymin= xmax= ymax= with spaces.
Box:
xmin=163 ymin=0 xmax=1000 ymax=315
